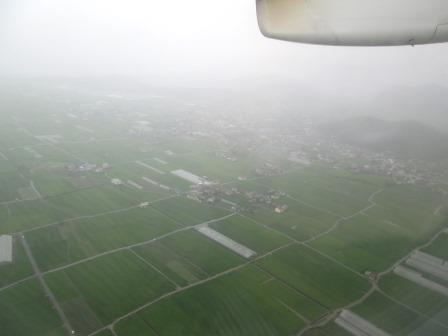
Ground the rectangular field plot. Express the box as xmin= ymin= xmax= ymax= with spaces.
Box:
xmin=59 ymin=139 xmax=152 ymax=165
xmin=1 ymin=185 xmax=166 ymax=234
xmin=0 ymin=279 xmax=65 ymax=336
xmin=30 ymin=168 xmax=109 ymax=198
xmin=45 ymin=250 xmax=175 ymax=335
xmin=309 ymin=213 xmax=416 ymax=274
xmin=423 ymin=233 xmax=448 ymax=260
xmin=151 ymin=197 xmax=231 ymax=226
xmin=96 ymin=330 xmax=116 ymax=336
xmin=379 ymin=273 xmax=448 ymax=325
xmin=116 ymin=265 xmax=327 ymax=336
xmin=246 ymin=197 xmax=338 ymax=241
xmin=132 ymin=229 xmax=245 ymax=287
xmin=0 ymin=171 xmax=29 ymax=202
xmin=0 ymin=236 xmax=33 ymax=288
xmin=208 ymin=215 xmax=291 ymax=254
xmin=257 ymin=244 xmax=370 ymax=309
xmin=256 ymin=168 xmax=384 ymax=217
xmin=26 ymin=207 xmax=181 ymax=271
xmin=309 ymin=185 xmax=447 ymax=274
xmin=351 ymin=291 xmax=448 ymax=336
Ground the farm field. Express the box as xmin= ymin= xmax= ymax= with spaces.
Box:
xmin=255 ymin=168 xmax=384 ymax=217
xmin=151 ymin=196 xmax=231 ymax=226
xmin=256 ymin=244 xmax=371 ymax=309
xmin=115 ymin=265 xmax=327 ymax=336
xmin=0 ymin=279 xmax=66 ymax=336
xmin=0 ymin=236 xmax=33 ymax=288
xmin=44 ymin=250 xmax=175 ymax=335
xmin=379 ymin=273 xmax=448 ymax=325
xmin=1 ymin=94 xmax=448 ymax=336
xmin=0 ymin=184 xmax=168 ymax=234
xmin=308 ymin=185 xmax=447 ymax=273
xmin=133 ymin=229 xmax=245 ymax=287
xmin=422 ymin=232 xmax=448 ymax=260
xmin=246 ymin=196 xmax=339 ymax=241
xmin=25 ymin=206 xmax=182 ymax=271
xmin=351 ymin=291 xmax=447 ymax=335
xmin=209 ymin=214 xmax=291 ymax=254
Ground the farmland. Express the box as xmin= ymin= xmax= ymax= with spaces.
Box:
xmin=1 ymin=88 xmax=448 ymax=336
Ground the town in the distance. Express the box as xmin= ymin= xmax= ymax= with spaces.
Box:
xmin=1 ymin=79 xmax=448 ymax=336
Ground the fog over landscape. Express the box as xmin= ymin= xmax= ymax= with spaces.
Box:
xmin=1 ymin=2 xmax=448 ymax=336
xmin=1 ymin=0 xmax=448 ymax=129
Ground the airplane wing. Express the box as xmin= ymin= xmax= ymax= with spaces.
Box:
xmin=256 ymin=0 xmax=448 ymax=46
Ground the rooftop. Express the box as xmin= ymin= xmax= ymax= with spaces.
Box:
xmin=0 ymin=235 xmax=13 ymax=264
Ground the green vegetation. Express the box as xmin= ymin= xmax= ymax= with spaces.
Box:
xmin=247 ymin=197 xmax=338 ymax=241
xmin=152 ymin=197 xmax=230 ymax=226
xmin=2 ymin=95 xmax=447 ymax=336
xmin=133 ymin=229 xmax=244 ymax=287
xmin=96 ymin=330 xmax=116 ymax=336
xmin=352 ymin=291 xmax=447 ymax=335
xmin=45 ymin=250 xmax=175 ymax=334
xmin=0 ymin=236 xmax=33 ymax=288
xmin=26 ymin=207 xmax=181 ymax=271
xmin=0 ymin=279 xmax=65 ymax=336
xmin=256 ymin=167 xmax=384 ymax=217
xmin=257 ymin=244 xmax=370 ymax=309
xmin=310 ymin=185 xmax=446 ymax=273
xmin=379 ymin=273 xmax=448 ymax=325
xmin=209 ymin=214 xmax=291 ymax=253
xmin=116 ymin=265 xmax=324 ymax=336
xmin=0 ymin=184 xmax=167 ymax=234
xmin=422 ymin=232 xmax=448 ymax=260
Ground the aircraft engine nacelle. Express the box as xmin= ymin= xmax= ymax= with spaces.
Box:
xmin=256 ymin=0 xmax=448 ymax=46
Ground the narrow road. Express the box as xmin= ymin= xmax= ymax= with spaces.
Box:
xmin=43 ymin=213 xmax=236 ymax=276
xmin=88 ymin=242 xmax=295 ymax=336
xmin=287 ymin=195 xmax=342 ymax=218
xmin=15 ymin=194 xmax=176 ymax=235
xmin=297 ymin=286 xmax=376 ymax=336
xmin=299 ymin=212 xmax=448 ymax=335
xmin=303 ymin=188 xmax=384 ymax=244
xmin=0 ymin=275 xmax=36 ymax=293
xmin=20 ymin=235 xmax=73 ymax=335
xmin=30 ymin=180 xmax=42 ymax=199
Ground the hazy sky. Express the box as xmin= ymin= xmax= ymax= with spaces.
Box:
xmin=1 ymin=0 xmax=448 ymax=92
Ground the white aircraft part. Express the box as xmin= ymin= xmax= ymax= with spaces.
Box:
xmin=0 ymin=235 xmax=13 ymax=264
xmin=171 ymin=169 xmax=205 ymax=184
xmin=257 ymin=0 xmax=448 ymax=46
xmin=394 ymin=265 xmax=448 ymax=297
xmin=406 ymin=251 xmax=448 ymax=282
xmin=196 ymin=226 xmax=256 ymax=259
xmin=335 ymin=310 xmax=389 ymax=336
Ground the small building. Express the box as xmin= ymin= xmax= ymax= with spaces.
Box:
xmin=0 ymin=235 xmax=13 ymax=264
xmin=275 ymin=204 xmax=288 ymax=214
xmin=111 ymin=178 xmax=123 ymax=185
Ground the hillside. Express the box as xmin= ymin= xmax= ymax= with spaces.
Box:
xmin=320 ymin=117 xmax=448 ymax=160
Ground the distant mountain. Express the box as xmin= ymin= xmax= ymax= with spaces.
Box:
xmin=368 ymin=85 xmax=448 ymax=132
xmin=320 ymin=117 xmax=448 ymax=160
